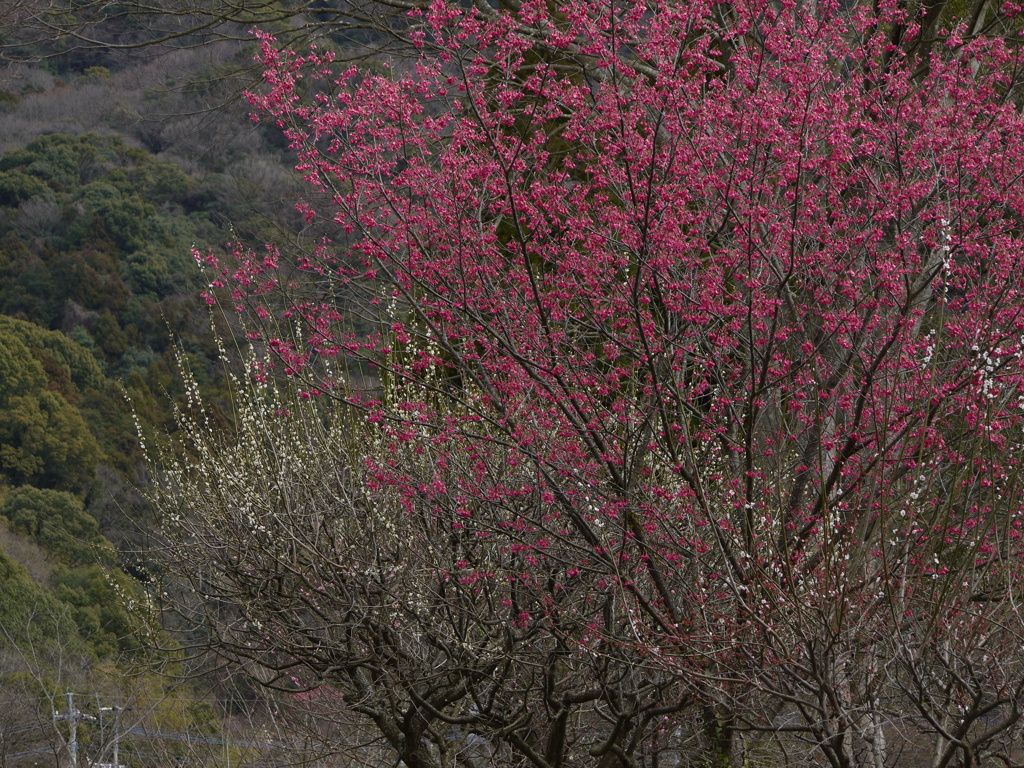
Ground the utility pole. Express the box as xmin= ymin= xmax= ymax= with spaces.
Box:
xmin=55 ymin=693 xmax=95 ymax=768
xmin=99 ymin=707 xmax=128 ymax=768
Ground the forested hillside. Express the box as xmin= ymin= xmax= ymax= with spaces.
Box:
xmin=0 ymin=20 xmax=316 ymax=766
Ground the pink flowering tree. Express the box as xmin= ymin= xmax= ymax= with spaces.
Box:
xmin=157 ymin=1 xmax=1024 ymax=766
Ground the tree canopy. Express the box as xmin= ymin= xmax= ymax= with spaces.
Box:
xmin=0 ymin=324 xmax=100 ymax=490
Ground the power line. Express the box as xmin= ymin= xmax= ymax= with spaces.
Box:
xmin=125 ymin=728 xmax=307 ymax=751
xmin=5 ymin=747 xmax=57 ymax=760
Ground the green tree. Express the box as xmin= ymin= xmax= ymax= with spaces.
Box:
xmin=73 ymin=182 xmax=157 ymax=253
xmin=0 ymin=391 xmax=101 ymax=490
xmin=0 ymin=327 xmax=101 ymax=490
xmin=0 ymin=328 xmax=46 ymax=404
xmin=54 ymin=564 xmax=139 ymax=656
xmin=2 ymin=486 xmax=113 ymax=567
xmin=0 ymin=549 xmax=82 ymax=652
xmin=0 ymin=169 xmax=51 ymax=207
xmin=0 ymin=315 xmax=105 ymax=393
